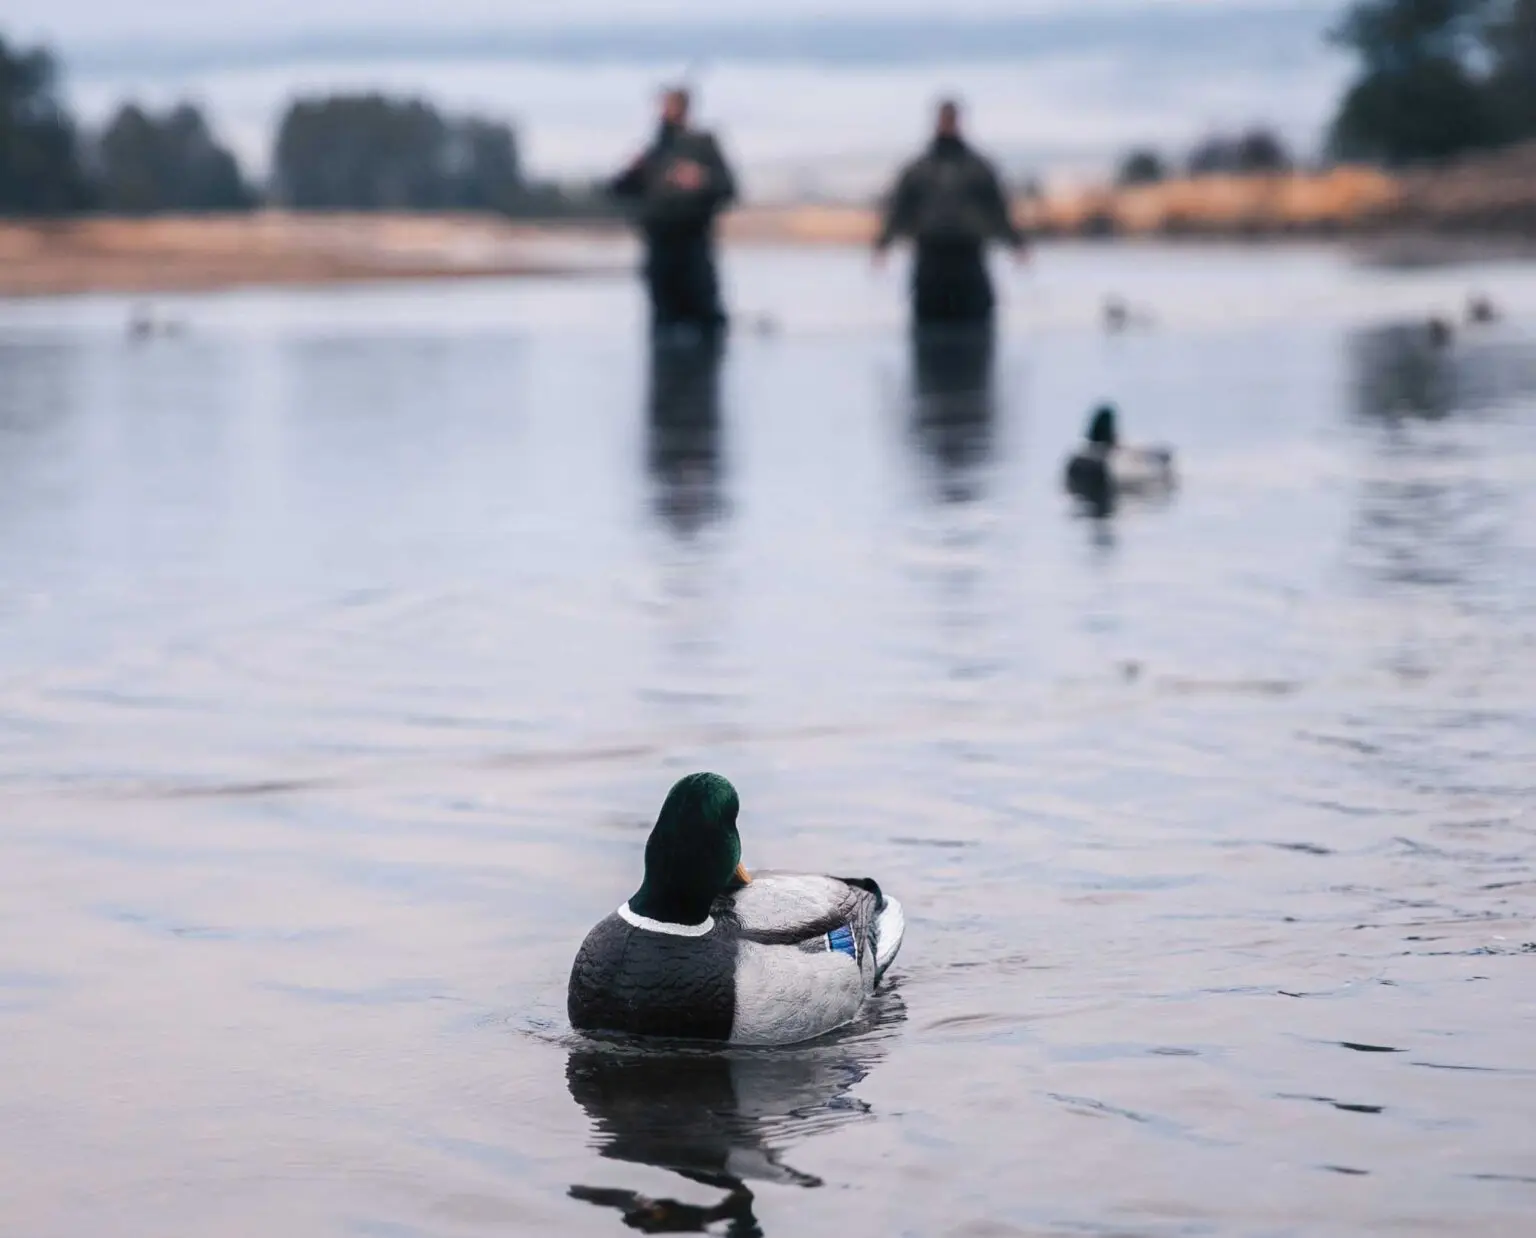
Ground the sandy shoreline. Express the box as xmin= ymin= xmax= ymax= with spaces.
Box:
xmin=0 ymin=209 xmax=896 ymax=299
xmin=6 ymin=149 xmax=1536 ymax=299
xmin=0 ymin=204 xmax=1331 ymax=300
xmin=0 ymin=213 xmax=634 ymax=299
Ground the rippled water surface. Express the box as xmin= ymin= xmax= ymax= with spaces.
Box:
xmin=1 ymin=246 xmax=1533 ymax=1237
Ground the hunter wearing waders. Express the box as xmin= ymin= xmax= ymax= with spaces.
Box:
xmin=610 ymin=86 xmax=737 ymax=340
xmin=875 ymin=98 xmax=1027 ymax=326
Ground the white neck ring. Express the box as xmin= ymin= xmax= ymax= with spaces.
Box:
xmin=618 ymin=902 xmax=715 ymax=937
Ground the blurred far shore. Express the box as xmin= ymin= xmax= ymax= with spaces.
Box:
xmin=7 ymin=150 xmax=1536 ymax=298
xmin=6 ymin=0 xmax=1536 ymax=297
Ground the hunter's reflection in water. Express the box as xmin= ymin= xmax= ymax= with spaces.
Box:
xmin=1349 ymin=318 xmax=1536 ymax=421
xmin=907 ymin=326 xmax=997 ymax=503
xmin=566 ymin=996 xmax=902 ymax=1235
xmin=1348 ymin=322 xmax=1459 ymax=420
xmin=646 ymin=337 xmax=727 ymax=536
xmin=1343 ymin=321 xmax=1536 ymax=597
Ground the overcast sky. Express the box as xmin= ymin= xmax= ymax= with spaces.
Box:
xmin=6 ymin=0 xmax=1351 ymax=194
xmin=10 ymin=0 xmax=1339 ymax=45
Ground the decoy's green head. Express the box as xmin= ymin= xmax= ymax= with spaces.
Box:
xmin=1087 ymin=404 xmax=1119 ymax=447
xmin=630 ymin=772 xmax=749 ymax=925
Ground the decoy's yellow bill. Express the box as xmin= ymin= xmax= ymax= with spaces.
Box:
xmin=734 ymin=861 xmax=752 ymax=885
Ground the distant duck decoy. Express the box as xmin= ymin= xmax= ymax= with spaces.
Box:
xmin=1063 ymin=403 xmax=1176 ymax=513
xmin=568 ymin=772 xmax=905 ymax=1045
xmin=1466 ymin=294 xmax=1500 ymax=326
xmin=1103 ymin=296 xmax=1154 ymax=333
xmin=1426 ymin=316 xmax=1454 ymax=348
xmin=127 ymin=304 xmax=185 ymax=341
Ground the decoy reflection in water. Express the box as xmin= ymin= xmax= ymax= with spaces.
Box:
xmin=127 ymin=303 xmax=185 ymax=341
xmin=1344 ymin=326 xmax=1506 ymax=592
xmin=1102 ymin=295 xmax=1154 ymax=333
xmin=908 ymin=325 xmax=997 ymax=502
xmin=1348 ymin=322 xmax=1459 ymax=421
xmin=566 ymin=998 xmax=901 ymax=1235
xmin=646 ymin=333 xmax=727 ymax=535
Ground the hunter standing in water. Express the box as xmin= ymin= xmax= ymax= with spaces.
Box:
xmin=876 ymin=99 xmax=1027 ymax=326
xmin=611 ymin=87 xmax=737 ymax=339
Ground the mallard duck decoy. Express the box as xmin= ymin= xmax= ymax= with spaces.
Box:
xmin=1466 ymin=294 xmax=1499 ymax=326
xmin=1103 ymin=296 xmax=1154 ymax=333
xmin=568 ymin=772 xmax=905 ymax=1045
xmin=1063 ymin=403 xmax=1175 ymax=512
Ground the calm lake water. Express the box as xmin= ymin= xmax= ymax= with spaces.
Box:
xmin=1 ymin=245 xmax=1533 ymax=1237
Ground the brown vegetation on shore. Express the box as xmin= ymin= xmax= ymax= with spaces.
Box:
xmin=729 ymin=145 xmax=1536 ymax=252
xmin=1021 ymin=142 xmax=1536 ymax=243
xmin=1387 ymin=141 xmax=1536 ymax=234
xmin=0 ymin=211 xmax=625 ymax=297
xmin=720 ymin=169 xmax=1406 ymax=246
xmin=722 ymin=205 xmax=880 ymax=245
xmin=7 ymin=145 xmax=1536 ymax=298
xmin=1021 ymin=166 xmax=1403 ymax=238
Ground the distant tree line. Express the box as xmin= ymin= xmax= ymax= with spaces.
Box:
xmin=0 ymin=34 xmax=616 ymax=219
xmin=1115 ymin=128 xmax=1293 ymax=187
xmin=272 ymin=94 xmax=522 ymax=211
xmin=1329 ymin=0 xmax=1536 ymax=163
xmin=0 ymin=37 xmax=93 ymax=214
xmin=1091 ymin=0 xmax=1536 ymax=187
xmin=16 ymin=3 xmax=1536 ymax=221
xmin=94 ymin=102 xmax=255 ymax=213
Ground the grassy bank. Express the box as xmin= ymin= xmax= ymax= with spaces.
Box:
xmin=0 ymin=212 xmax=627 ymax=298
xmin=1021 ymin=166 xmax=1402 ymax=238
xmin=6 ymin=147 xmax=1536 ymax=298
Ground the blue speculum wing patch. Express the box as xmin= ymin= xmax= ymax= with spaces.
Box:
xmin=827 ymin=925 xmax=856 ymax=958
